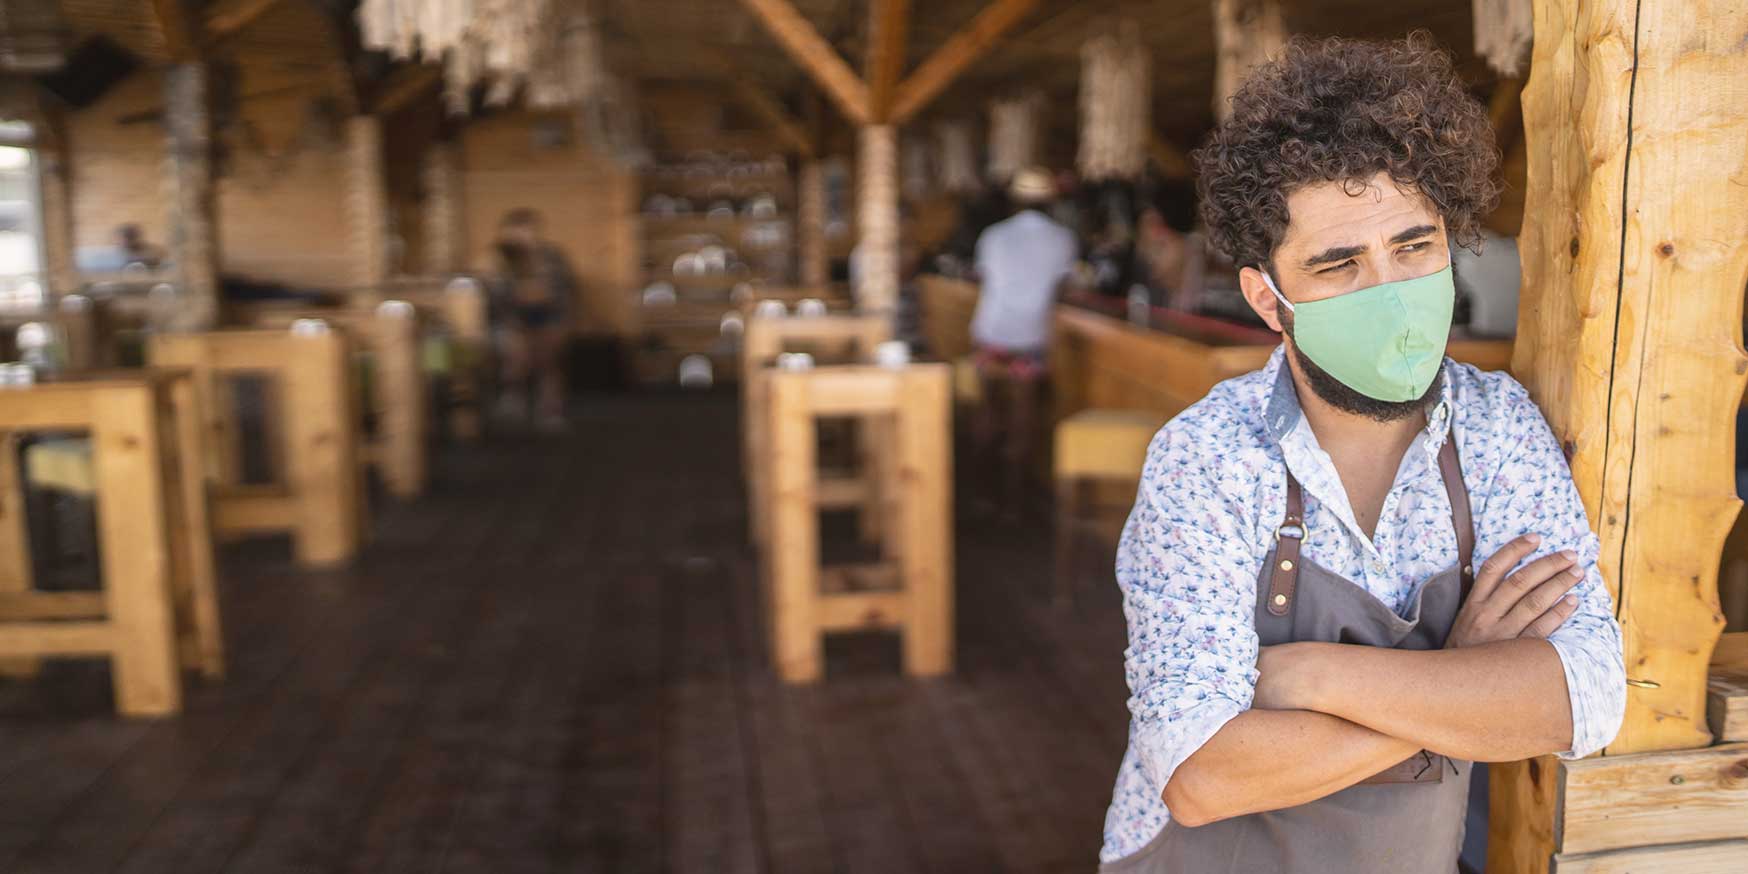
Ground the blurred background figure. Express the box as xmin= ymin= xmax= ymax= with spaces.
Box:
xmin=491 ymin=208 xmax=578 ymax=432
xmin=970 ymin=166 xmax=1078 ymax=519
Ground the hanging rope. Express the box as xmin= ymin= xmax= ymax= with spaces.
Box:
xmin=1078 ymin=24 xmax=1150 ymax=181
xmin=358 ymin=0 xmax=554 ymax=113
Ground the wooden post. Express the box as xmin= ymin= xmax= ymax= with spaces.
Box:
xmin=769 ymin=371 xmax=821 ymax=682
xmin=373 ymin=305 xmax=427 ymax=499
xmin=0 ymin=434 xmax=29 ymax=594
xmin=90 ymin=385 xmax=181 ymax=716
xmin=1212 ymin=0 xmax=1285 ymax=122
xmin=38 ymin=135 xmax=75 ymax=296
xmin=284 ymin=330 xmax=363 ymax=566
xmin=1492 ymin=1 xmax=1748 ymax=871
xmin=421 ymin=142 xmax=464 ymax=275
xmin=162 ymin=62 xmax=219 ymax=331
xmin=346 ymin=115 xmax=391 ymax=293
xmin=856 ymin=125 xmax=899 ymax=314
xmin=164 ymin=373 xmax=224 ymax=679
xmin=798 ymin=161 xmax=827 ymax=287
xmin=896 ymin=366 xmax=952 ymax=676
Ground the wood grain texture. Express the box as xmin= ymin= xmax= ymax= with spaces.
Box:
xmin=1711 ymin=633 xmax=1748 ymax=742
xmin=1512 ymin=0 xmax=1748 ymax=756
xmin=865 ymin=0 xmax=911 ymax=123
xmin=1552 ymin=840 xmax=1748 ymax=874
xmin=1556 ymin=742 xmax=1748 ymax=855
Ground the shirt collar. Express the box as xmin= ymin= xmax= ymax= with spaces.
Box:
xmin=1260 ymin=344 xmax=1455 ymax=448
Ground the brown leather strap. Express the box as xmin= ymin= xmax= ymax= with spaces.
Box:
xmin=1265 ymin=473 xmax=1307 ymax=617
xmin=1267 ymin=436 xmax=1473 ymax=615
xmin=1437 ymin=437 xmax=1476 ymax=603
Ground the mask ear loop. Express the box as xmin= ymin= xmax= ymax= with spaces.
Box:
xmin=1259 ymin=270 xmax=1295 ymax=312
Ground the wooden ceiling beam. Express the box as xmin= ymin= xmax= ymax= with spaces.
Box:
xmin=151 ymin=0 xmax=200 ymax=62
xmin=737 ymin=0 xmax=871 ymax=125
xmin=373 ymin=64 xmax=442 ymax=115
xmin=888 ymin=0 xmax=1040 ymax=124
xmin=205 ymin=0 xmax=286 ymax=40
xmin=729 ymin=80 xmax=817 ymax=158
xmin=865 ymin=0 xmax=911 ymax=123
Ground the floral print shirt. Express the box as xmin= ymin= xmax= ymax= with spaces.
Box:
xmin=1099 ymin=347 xmax=1626 ymax=863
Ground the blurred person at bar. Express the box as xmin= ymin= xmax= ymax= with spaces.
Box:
xmin=490 ymin=208 xmax=578 ymax=432
xmin=970 ymin=166 xmax=1078 ymax=518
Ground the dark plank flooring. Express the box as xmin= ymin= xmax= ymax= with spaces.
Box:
xmin=0 ymin=392 xmax=1133 ymax=874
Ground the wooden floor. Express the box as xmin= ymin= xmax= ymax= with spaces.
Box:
xmin=0 ymin=392 xmax=1133 ymax=874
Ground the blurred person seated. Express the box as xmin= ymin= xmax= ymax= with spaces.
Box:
xmin=488 ymin=208 xmax=578 ymax=433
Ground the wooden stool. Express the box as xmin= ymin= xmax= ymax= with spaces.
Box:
xmin=0 ymin=370 xmax=224 ymax=715
xmin=764 ymin=363 xmax=953 ymax=683
xmin=148 ymin=328 xmax=364 ymax=568
xmin=1053 ymin=409 xmax=1163 ymax=603
xmin=228 ymin=301 xmax=428 ymax=500
xmin=741 ymin=314 xmax=892 ymax=550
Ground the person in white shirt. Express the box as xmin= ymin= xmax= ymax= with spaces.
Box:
xmin=971 ymin=167 xmax=1078 ymax=516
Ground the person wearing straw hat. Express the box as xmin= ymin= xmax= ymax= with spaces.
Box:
xmin=969 ymin=166 xmax=1078 ymax=519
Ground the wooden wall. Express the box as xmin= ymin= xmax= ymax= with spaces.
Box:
xmin=66 ymin=67 xmax=368 ymax=290
xmin=459 ymin=110 xmax=638 ymax=334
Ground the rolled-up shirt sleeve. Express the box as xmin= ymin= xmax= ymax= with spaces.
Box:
xmin=1118 ymin=423 xmax=1267 ymax=798
xmin=1475 ymin=380 xmax=1626 ymax=759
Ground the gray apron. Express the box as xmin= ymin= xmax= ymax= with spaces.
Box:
xmin=1103 ymin=439 xmax=1477 ymax=874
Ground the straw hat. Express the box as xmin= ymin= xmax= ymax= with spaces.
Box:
xmin=1009 ymin=166 xmax=1055 ymax=203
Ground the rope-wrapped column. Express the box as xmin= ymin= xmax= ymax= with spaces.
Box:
xmin=345 ymin=116 xmax=391 ymax=292
xmin=162 ymin=63 xmax=218 ymax=331
xmin=1078 ymin=26 xmax=1151 ymax=181
xmin=422 ymin=142 xmax=465 ymax=274
xmin=798 ymin=161 xmax=828 ymax=288
xmin=856 ymin=125 xmax=899 ymax=314
xmin=39 ymin=142 xmax=74 ymax=296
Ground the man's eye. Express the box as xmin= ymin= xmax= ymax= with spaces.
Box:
xmin=1401 ymin=242 xmax=1431 ymax=253
xmin=1316 ymin=261 xmax=1354 ymax=275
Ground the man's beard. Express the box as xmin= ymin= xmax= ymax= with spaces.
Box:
xmin=1279 ymin=309 xmax=1440 ymax=423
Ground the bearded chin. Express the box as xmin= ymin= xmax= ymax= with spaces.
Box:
xmin=1279 ymin=311 xmax=1439 ymax=423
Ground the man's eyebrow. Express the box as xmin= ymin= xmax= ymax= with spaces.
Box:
xmin=1303 ymin=244 xmax=1367 ymax=267
xmin=1389 ymin=224 xmax=1440 ymax=245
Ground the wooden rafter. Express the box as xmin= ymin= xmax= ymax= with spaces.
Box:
xmin=729 ymin=81 xmax=816 ymax=159
xmin=374 ymin=64 xmax=442 ymax=115
xmin=888 ymin=0 xmax=1039 ymax=124
xmin=737 ymin=0 xmax=871 ymax=125
xmin=865 ymin=0 xmax=911 ymax=123
xmin=151 ymin=0 xmax=200 ymax=61
xmin=205 ymin=0 xmax=285 ymax=40
xmin=1147 ymin=134 xmax=1193 ymax=181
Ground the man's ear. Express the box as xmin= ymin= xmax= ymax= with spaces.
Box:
xmin=1239 ymin=265 xmax=1286 ymax=334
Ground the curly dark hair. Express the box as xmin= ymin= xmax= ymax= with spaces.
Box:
xmin=1193 ymin=33 xmax=1501 ymax=270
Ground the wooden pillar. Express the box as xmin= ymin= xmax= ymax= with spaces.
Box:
xmin=345 ymin=116 xmax=390 ymax=291
xmin=856 ymin=124 xmax=899 ymax=314
xmin=798 ymin=161 xmax=827 ymax=288
xmin=421 ymin=142 xmax=464 ymax=275
xmin=162 ymin=63 xmax=218 ymax=331
xmin=38 ymin=128 xmax=75 ymax=296
xmin=1490 ymin=1 xmax=1748 ymax=871
xmin=1212 ymin=0 xmax=1285 ymax=122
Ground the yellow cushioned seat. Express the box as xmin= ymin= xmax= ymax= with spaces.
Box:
xmin=24 ymin=437 xmax=96 ymax=496
xmin=952 ymin=356 xmax=983 ymax=404
xmin=1053 ymin=409 xmax=1163 ymax=481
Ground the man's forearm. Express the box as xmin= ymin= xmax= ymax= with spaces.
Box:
xmin=1162 ymin=709 xmax=1421 ymax=827
xmin=1282 ymin=639 xmax=1573 ymax=761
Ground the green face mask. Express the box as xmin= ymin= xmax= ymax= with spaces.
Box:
xmin=1262 ymin=264 xmax=1455 ymax=402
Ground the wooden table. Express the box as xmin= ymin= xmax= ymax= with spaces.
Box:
xmin=0 ymin=369 xmax=223 ymax=715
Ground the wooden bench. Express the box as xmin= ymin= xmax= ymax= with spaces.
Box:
xmin=147 ymin=327 xmax=364 ymax=568
xmin=227 ymin=301 xmax=428 ymax=500
xmin=762 ymin=363 xmax=953 ymax=683
xmin=741 ymin=313 xmax=892 ymax=550
xmin=0 ymin=370 xmax=223 ymax=715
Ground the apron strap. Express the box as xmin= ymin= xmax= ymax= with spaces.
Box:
xmin=1266 ymin=435 xmax=1475 ymax=616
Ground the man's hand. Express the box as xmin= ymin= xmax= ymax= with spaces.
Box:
xmin=1446 ymin=534 xmax=1583 ymax=649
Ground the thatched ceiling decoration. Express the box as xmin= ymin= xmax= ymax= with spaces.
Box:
xmin=356 ymin=0 xmax=553 ymax=112
xmin=1077 ymin=23 xmax=1149 ymax=181
xmin=936 ymin=120 xmax=978 ymax=193
xmin=986 ymin=91 xmax=1040 ymax=182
